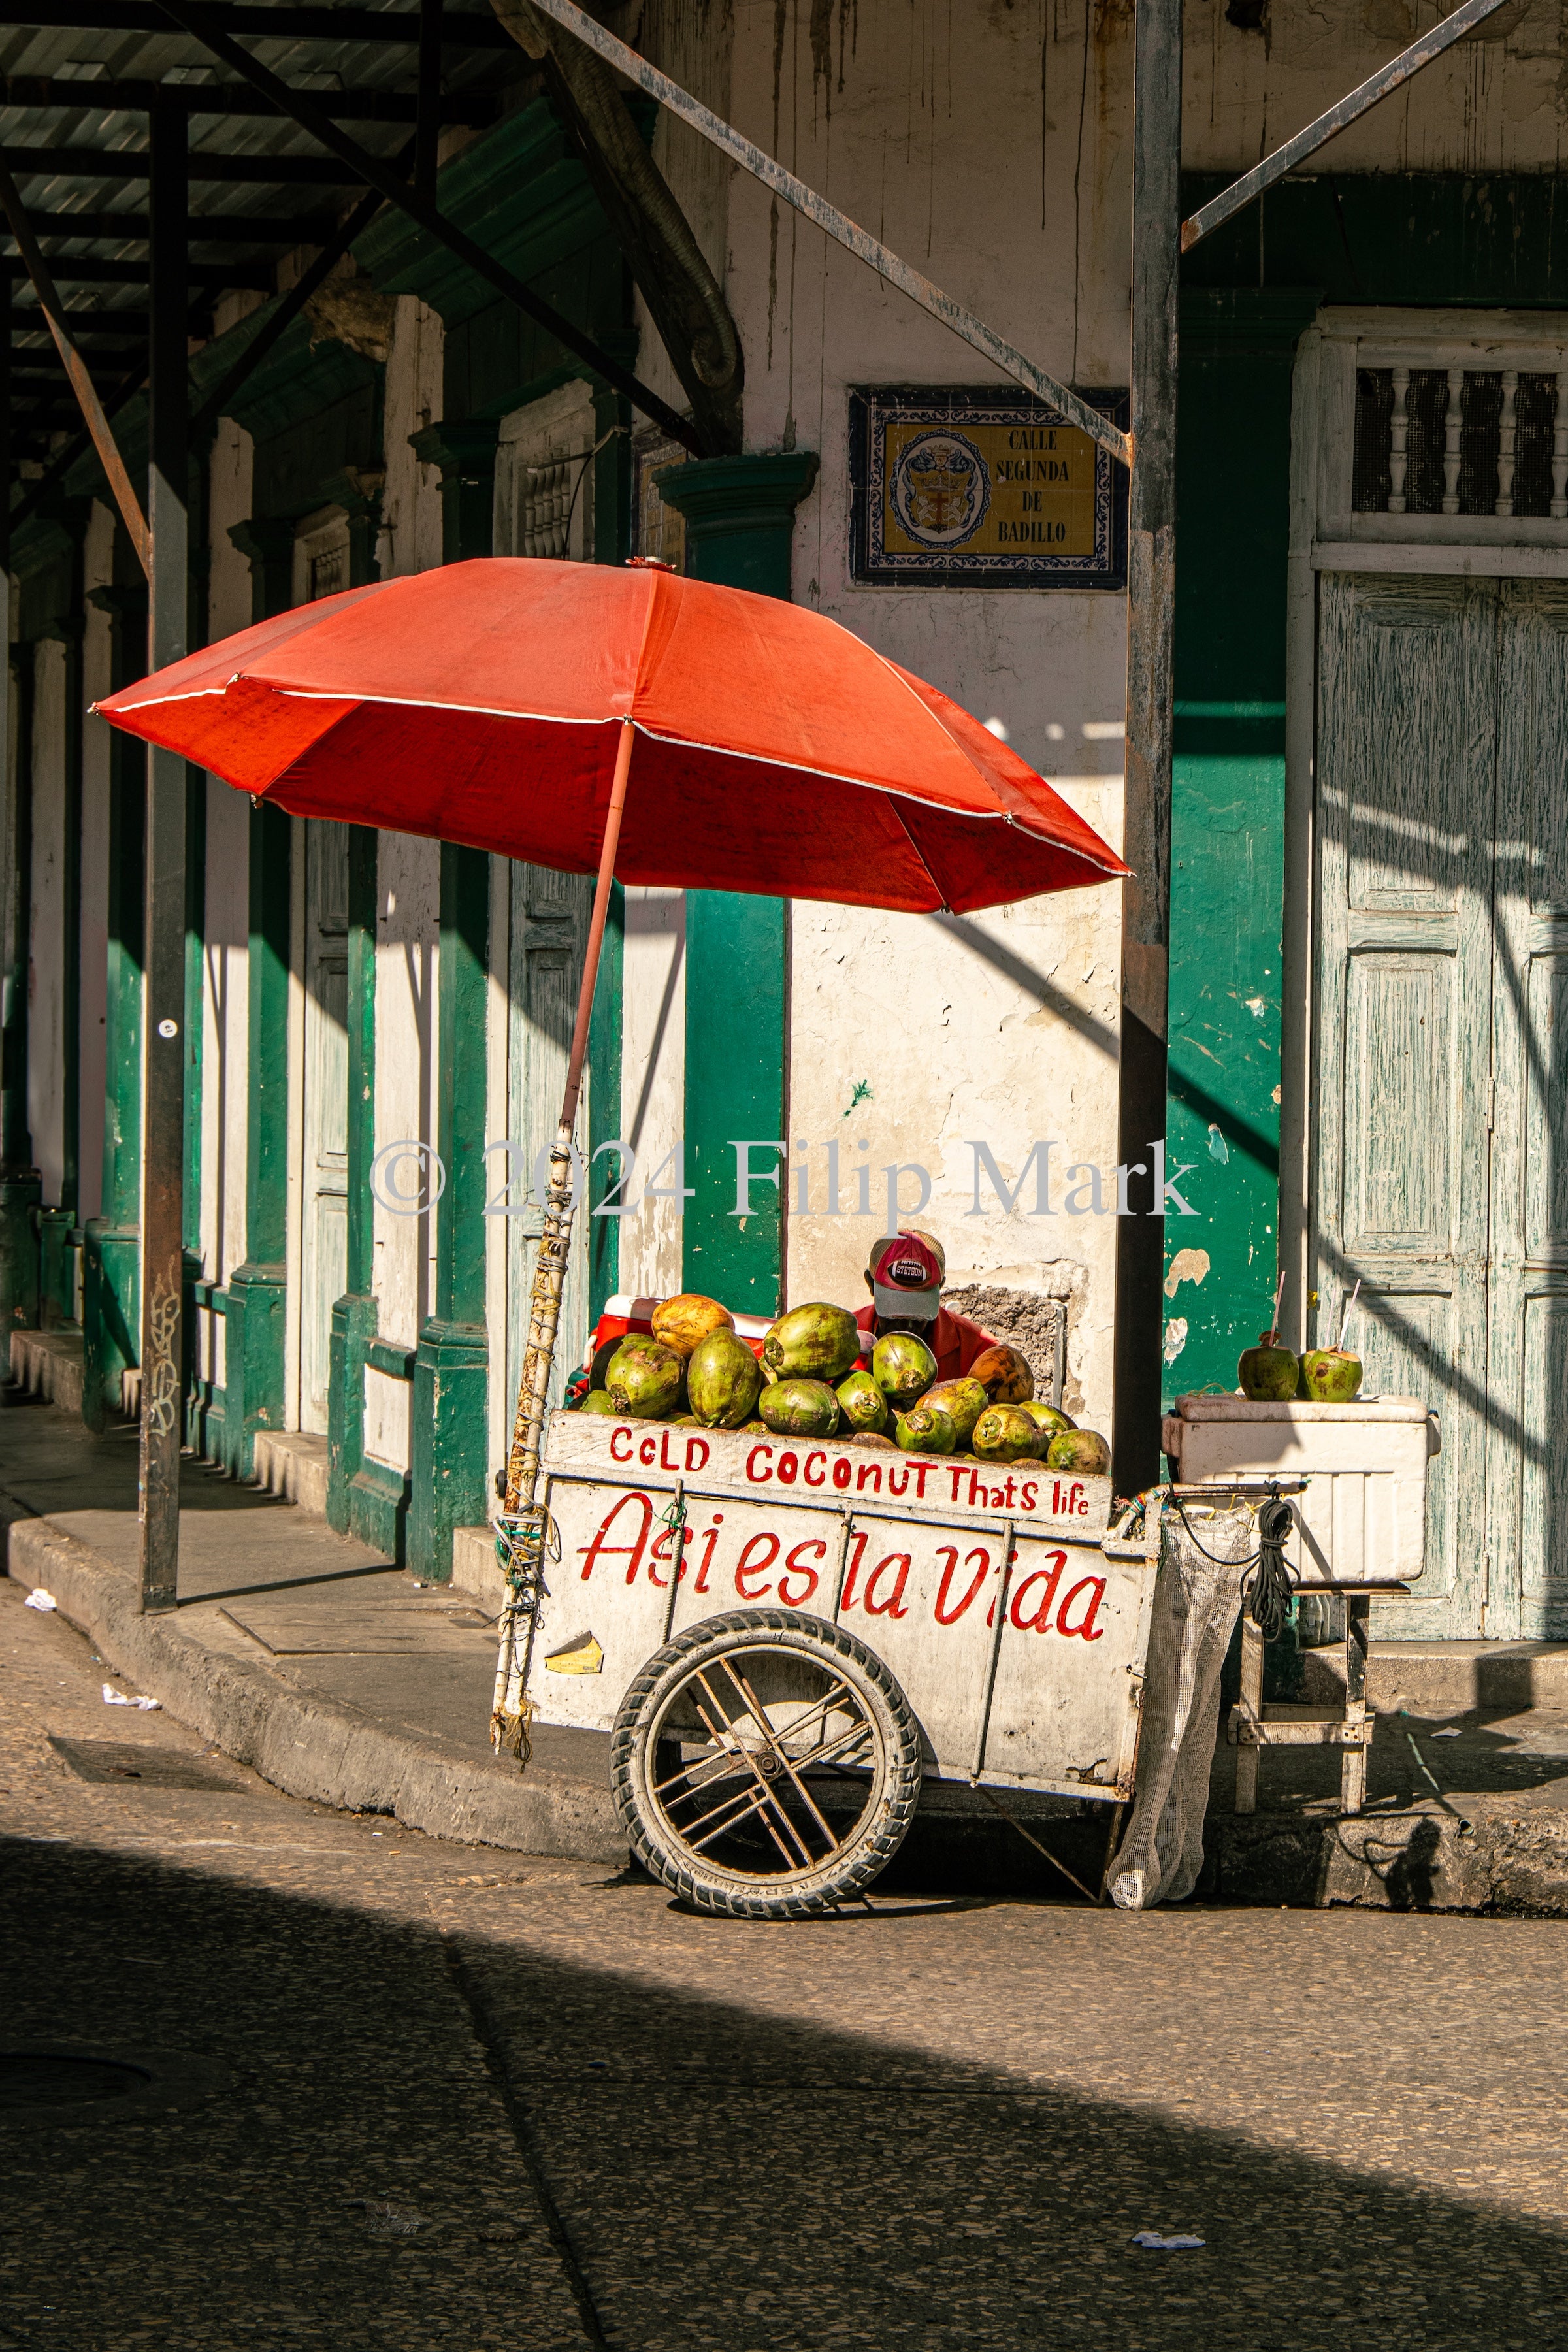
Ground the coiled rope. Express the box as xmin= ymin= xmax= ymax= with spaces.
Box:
xmin=1169 ymin=1484 xmax=1298 ymax=1642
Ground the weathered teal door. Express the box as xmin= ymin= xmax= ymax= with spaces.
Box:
xmin=1315 ymin=572 xmax=1568 ymax=1639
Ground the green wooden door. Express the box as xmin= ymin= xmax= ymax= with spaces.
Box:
xmin=1313 ymin=572 xmax=1497 ymax=1639
xmin=1489 ymin=582 xmax=1568 ymax=1639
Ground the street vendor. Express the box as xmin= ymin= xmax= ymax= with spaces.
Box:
xmin=855 ymin=1230 xmax=997 ymax=1382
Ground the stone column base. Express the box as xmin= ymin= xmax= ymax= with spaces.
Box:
xmin=409 ymin=1318 xmax=490 ymax=1585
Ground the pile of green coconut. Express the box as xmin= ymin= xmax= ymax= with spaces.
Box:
xmin=570 ymin=1294 xmax=1109 ymax=1476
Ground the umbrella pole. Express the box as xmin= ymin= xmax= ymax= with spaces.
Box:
xmin=491 ymin=717 xmax=634 ymax=1755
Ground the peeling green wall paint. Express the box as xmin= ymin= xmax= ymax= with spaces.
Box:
xmin=1166 ymin=292 xmax=1316 ymax=1403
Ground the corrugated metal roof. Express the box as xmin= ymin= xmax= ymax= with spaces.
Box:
xmin=3 ymin=4 xmax=524 ymax=384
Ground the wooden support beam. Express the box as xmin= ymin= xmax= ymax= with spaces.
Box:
xmin=15 ymin=304 xmax=149 ymax=331
xmin=3 ymin=140 xmax=371 ymax=182
xmin=0 ymin=159 xmax=148 ymax=568
xmin=14 ymin=206 xmax=336 ymax=243
xmin=1111 ymin=0 xmax=1183 ymax=1492
xmin=415 ymin=0 xmax=444 ymax=203
xmin=0 ymin=72 xmax=497 ymax=123
xmin=3 ymin=251 xmax=272 ymax=287
xmin=5 ymin=1 xmax=515 ymax=45
xmin=138 ymin=93 xmax=187 ymax=1616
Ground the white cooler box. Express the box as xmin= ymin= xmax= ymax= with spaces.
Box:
xmin=1160 ymin=1396 xmax=1441 ymax=1588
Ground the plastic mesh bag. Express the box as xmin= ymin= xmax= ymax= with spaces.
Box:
xmin=1109 ymin=1494 xmax=1255 ymax=1910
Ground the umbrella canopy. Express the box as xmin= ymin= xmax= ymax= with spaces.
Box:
xmin=96 ymin=557 xmax=1126 ymax=916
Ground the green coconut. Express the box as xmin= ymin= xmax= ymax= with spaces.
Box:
xmin=871 ymin=1330 xmax=938 ymax=1406
xmin=1020 ymin=1400 xmax=1075 ymax=1440
xmin=606 ymin=1337 xmax=685 ymax=1420
xmin=894 ymin=1398 xmax=957 ymax=1454
xmin=757 ymin=1378 xmax=840 ymax=1437
xmin=848 ymin=1429 xmax=898 ymax=1450
xmin=836 ymin=1368 xmax=890 ymax=1434
xmin=1239 ymin=1329 xmax=1299 ymax=1401
xmin=576 ymin=1388 xmax=619 ymax=1416
xmin=686 ymin=1330 xmax=764 ymax=1429
xmin=923 ymin=1375 xmax=989 ymax=1445
xmin=1300 ymin=1348 xmax=1362 ymax=1403
xmin=972 ymin=1403 xmax=1043 ymax=1463
xmin=1046 ymin=1428 xmax=1111 ymax=1477
xmin=762 ymin=1303 xmax=862 ymax=1382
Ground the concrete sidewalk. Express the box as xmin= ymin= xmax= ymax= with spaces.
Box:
xmin=5 ymin=1383 xmax=1568 ymax=1909
xmin=0 ymin=1386 xmax=625 ymax=1860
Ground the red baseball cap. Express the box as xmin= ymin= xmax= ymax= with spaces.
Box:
xmin=867 ymin=1230 xmax=945 ymax=1318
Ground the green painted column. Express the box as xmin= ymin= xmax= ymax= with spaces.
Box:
xmin=82 ymin=579 xmax=148 ymax=1430
xmin=0 ymin=642 xmax=41 ymax=1342
xmin=410 ymin=843 xmax=490 ymax=1580
xmin=223 ymin=518 xmax=295 ymax=1477
xmin=408 ymin=422 xmax=498 ymax=567
xmin=328 ymin=823 xmax=382 ymax=1539
xmin=408 ymin=421 xmax=499 ymax=1582
xmin=1165 ymin=290 xmax=1319 ymax=1402
xmin=658 ymin=451 xmax=819 ymax=1318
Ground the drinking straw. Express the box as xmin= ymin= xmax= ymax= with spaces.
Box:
xmin=1336 ymin=1277 xmax=1362 ymax=1352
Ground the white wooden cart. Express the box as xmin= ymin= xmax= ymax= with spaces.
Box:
xmin=510 ymin=1409 xmax=1158 ymax=1916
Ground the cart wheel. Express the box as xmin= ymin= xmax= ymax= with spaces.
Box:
xmin=611 ymin=1609 xmax=923 ymax=1919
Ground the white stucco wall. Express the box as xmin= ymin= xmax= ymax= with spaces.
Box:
xmin=1184 ymin=0 xmax=1568 ymax=176
xmin=618 ymin=884 xmax=687 ymax=1302
xmin=710 ymin=0 xmax=1135 ymax=1425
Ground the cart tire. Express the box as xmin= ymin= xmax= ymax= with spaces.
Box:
xmin=611 ymin=1609 xmax=923 ymax=1919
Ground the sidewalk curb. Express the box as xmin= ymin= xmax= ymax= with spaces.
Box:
xmin=2 ymin=1510 xmax=627 ymax=1863
xmin=1202 ymin=1797 xmax=1568 ymax=1915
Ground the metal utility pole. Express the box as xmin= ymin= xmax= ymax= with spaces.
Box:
xmin=1111 ymin=0 xmax=1183 ymax=1495
xmin=139 ymin=95 xmax=188 ymax=1612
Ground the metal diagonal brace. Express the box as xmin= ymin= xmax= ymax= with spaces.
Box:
xmin=151 ymin=0 xmax=707 ymax=457
xmin=192 ymin=140 xmax=415 ymax=439
xmin=516 ymin=0 xmax=1131 ymax=471
xmin=1181 ymin=0 xmax=1514 ymax=252
xmin=0 ymin=162 xmax=150 ymax=570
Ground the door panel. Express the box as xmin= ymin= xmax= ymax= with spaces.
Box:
xmin=1314 ymin=573 xmax=1497 ymax=1637
xmin=1343 ymin=953 xmax=1454 ymax=1254
xmin=1490 ymin=582 xmax=1568 ymax=1633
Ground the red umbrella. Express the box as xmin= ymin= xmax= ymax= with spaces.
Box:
xmin=96 ymin=557 xmax=1124 ymax=914
xmin=97 ymin=557 xmax=1127 ymax=1740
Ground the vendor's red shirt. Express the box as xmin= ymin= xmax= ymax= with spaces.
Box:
xmin=854 ymin=1303 xmax=996 ymax=1383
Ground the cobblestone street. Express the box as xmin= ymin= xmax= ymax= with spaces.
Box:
xmin=4 ymin=1575 xmax=1566 ymax=2351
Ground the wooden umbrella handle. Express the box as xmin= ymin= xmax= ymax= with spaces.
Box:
xmin=493 ymin=721 xmax=635 ymax=1752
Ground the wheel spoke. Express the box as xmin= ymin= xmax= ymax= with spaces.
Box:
xmin=687 ymin=1682 xmax=820 ymax=1867
xmin=642 ymin=1641 xmax=896 ymax=1887
xmin=723 ymin=1661 xmax=850 ymax=1849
